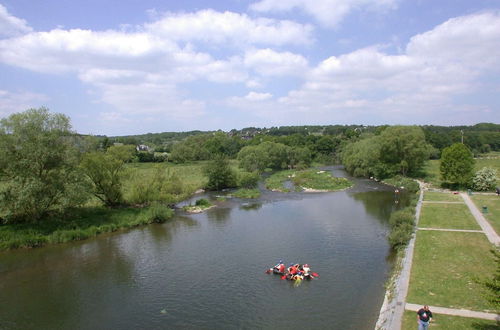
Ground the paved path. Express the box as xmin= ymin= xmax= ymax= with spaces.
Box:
xmin=418 ymin=228 xmax=483 ymax=233
xmin=375 ymin=182 xmax=425 ymax=330
xmin=405 ymin=303 xmax=500 ymax=321
xmin=460 ymin=193 xmax=500 ymax=246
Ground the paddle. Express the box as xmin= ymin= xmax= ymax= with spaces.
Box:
xmin=311 ymin=272 xmax=319 ymax=278
xmin=265 ymin=268 xmax=273 ymax=274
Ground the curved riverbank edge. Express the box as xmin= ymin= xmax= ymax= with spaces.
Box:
xmin=375 ymin=181 xmax=424 ymax=330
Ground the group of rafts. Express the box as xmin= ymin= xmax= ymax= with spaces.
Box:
xmin=265 ymin=261 xmax=319 ymax=283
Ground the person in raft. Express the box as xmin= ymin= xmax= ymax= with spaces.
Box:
xmin=287 ymin=263 xmax=298 ymax=278
xmin=273 ymin=260 xmax=285 ymax=274
xmin=302 ymin=264 xmax=311 ymax=278
xmin=417 ymin=305 xmax=432 ymax=330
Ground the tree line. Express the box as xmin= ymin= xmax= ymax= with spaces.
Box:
xmin=1 ymin=108 xmax=498 ymax=224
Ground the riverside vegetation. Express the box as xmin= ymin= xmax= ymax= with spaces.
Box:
xmin=1 ymin=108 xmax=499 ymax=252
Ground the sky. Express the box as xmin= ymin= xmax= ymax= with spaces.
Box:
xmin=0 ymin=0 xmax=499 ymax=136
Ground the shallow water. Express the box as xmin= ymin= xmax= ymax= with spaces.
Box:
xmin=0 ymin=167 xmax=408 ymax=329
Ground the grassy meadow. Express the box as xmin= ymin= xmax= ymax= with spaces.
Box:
xmin=406 ymin=230 xmax=496 ymax=312
xmin=418 ymin=203 xmax=480 ymax=230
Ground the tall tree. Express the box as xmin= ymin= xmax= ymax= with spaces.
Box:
xmin=440 ymin=143 xmax=475 ymax=187
xmin=0 ymin=108 xmax=88 ymax=222
xmin=378 ymin=126 xmax=430 ymax=176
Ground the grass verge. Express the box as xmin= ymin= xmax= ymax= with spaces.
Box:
xmin=402 ymin=310 xmax=499 ymax=329
xmin=471 ymin=195 xmax=500 ymax=235
xmin=419 ymin=203 xmax=480 ymax=230
xmin=0 ymin=204 xmax=173 ymax=250
xmin=423 ymin=191 xmax=463 ymax=202
xmin=406 ymin=231 xmax=496 ymax=311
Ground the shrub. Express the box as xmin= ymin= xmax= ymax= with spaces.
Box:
xmin=388 ymin=222 xmax=414 ymax=250
xmin=145 ymin=203 xmax=173 ymax=223
xmin=238 ymin=171 xmax=260 ymax=188
xmin=195 ymin=199 xmax=210 ymax=207
xmin=472 ymin=167 xmax=498 ymax=191
xmin=389 ymin=209 xmax=415 ymax=228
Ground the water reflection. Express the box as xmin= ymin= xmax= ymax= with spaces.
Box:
xmin=206 ymin=206 xmax=232 ymax=223
xmin=239 ymin=202 xmax=262 ymax=211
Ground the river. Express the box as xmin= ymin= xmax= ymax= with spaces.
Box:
xmin=0 ymin=167 xmax=408 ymax=329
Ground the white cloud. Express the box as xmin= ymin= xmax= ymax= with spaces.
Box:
xmin=144 ymin=9 xmax=313 ymax=46
xmin=0 ymin=8 xmax=313 ymax=121
xmin=0 ymin=90 xmax=49 ymax=117
xmin=244 ymin=48 xmax=308 ymax=76
xmin=250 ymin=0 xmax=398 ymax=28
xmin=240 ymin=11 xmax=500 ymax=124
xmin=0 ymin=4 xmax=32 ymax=38
xmin=245 ymin=91 xmax=273 ymax=101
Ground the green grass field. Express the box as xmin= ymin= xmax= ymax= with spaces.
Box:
xmin=406 ymin=231 xmax=496 ymax=312
xmin=423 ymin=191 xmax=463 ymax=202
xmin=402 ymin=310 xmax=499 ymax=329
xmin=471 ymin=195 xmax=500 ymax=235
xmin=419 ymin=203 xmax=480 ymax=230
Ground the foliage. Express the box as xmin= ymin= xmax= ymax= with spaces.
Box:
xmin=342 ymin=126 xmax=430 ymax=179
xmin=204 ymin=155 xmax=238 ymax=191
xmin=232 ymin=188 xmax=261 ymax=199
xmin=383 ymin=175 xmax=420 ymax=193
xmin=237 ymin=141 xmax=311 ymax=172
xmin=125 ymin=166 xmax=189 ymax=205
xmin=342 ymin=137 xmax=383 ymax=177
xmin=293 ymin=170 xmax=352 ymax=191
xmin=0 ymin=205 xmax=173 ymax=250
xmin=378 ymin=126 xmax=430 ymax=176
xmin=80 ymin=145 xmax=135 ymax=207
xmin=195 ymin=198 xmax=211 ymax=207
xmin=472 ymin=167 xmax=498 ymax=191
xmin=387 ymin=194 xmax=418 ymax=250
xmin=238 ymin=171 xmax=260 ymax=188
xmin=440 ymin=143 xmax=475 ymax=187
xmin=265 ymin=169 xmax=352 ymax=192
xmin=0 ymin=108 xmax=89 ymax=223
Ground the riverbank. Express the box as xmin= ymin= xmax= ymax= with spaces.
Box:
xmin=0 ymin=204 xmax=173 ymax=250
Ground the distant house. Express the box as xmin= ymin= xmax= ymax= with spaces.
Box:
xmin=136 ymin=144 xmax=150 ymax=152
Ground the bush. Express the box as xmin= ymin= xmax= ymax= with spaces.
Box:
xmin=389 ymin=209 xmax=415 ymax=228
xmin=472 ymin=167 xmax=498 ymax=191
xmin=388 ymin=222 xmax=414 ymax=250
xmin=144 ymin=203 xmax=173 ymax=223
xmin=238 ymin=171 xmax=260 ymax=188
xmin=195 ymin=198 xmax=210 ymax=207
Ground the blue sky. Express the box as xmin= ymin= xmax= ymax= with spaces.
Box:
xmin=0 ymin=0 xmax=499 ymax=136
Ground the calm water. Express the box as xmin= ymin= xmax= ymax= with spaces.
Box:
xmin=0 ymin=167 xmax=407 ymax=329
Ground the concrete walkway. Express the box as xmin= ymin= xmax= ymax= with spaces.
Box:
xmin=375 ymin=182 xmax=425 ymax=330
xmin=405 ymin=303 xmax=500 ymax=322
xmin=460 ymin=193 xmax=500 ymax=246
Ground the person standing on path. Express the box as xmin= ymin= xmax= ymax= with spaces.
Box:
xmin=417 ymin=305 xmax=433 ymax=329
